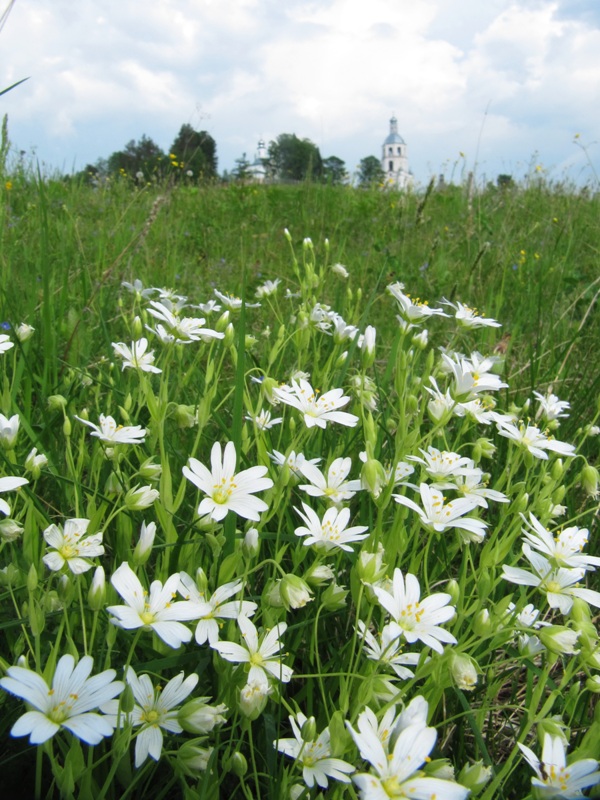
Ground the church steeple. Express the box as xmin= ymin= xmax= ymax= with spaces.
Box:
xmin=381 ymin=116 xmax=411 ymax=189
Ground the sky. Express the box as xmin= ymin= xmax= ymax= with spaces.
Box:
xmin=1 ymin=0 xmax=599 ymax=186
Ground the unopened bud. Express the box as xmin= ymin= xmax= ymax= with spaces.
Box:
xmin=538 ymin=625 xmax=580 ymax=655
xmin=88 ymin=566 xmax=106 ymax=611
xmin=47 ymin=394 xmax=67 ymax=411
xmin=581 ymin=464 xmax=599 ymax=499
xmin=450 ymin=653 xmax=479 ymax=691
xmin=279 ymin=574 xmax=313 ymax=609
xmin=457 ymin=761 xmax=493 ymax=794
xmin=243 ymin=527 xmax=259 ymax=558
xmin=229 ymin=752 xmax=248 ymax=777
xmin=133 ymin=521 xmax=156 ymax=566
xmin=223 ymin=323 xmax=235 ymax=348
xmin=301 ymin=716 xmax=317 ymax=743
xmin=178 ymin=698 xmax=228 ymax=734
xmin=215 ymin=310 xmax=230 ymax=332
xmin=132 ymin=315 xmax=143 ymax=338
xmin=27 ymin=563 xmax=38 ymax=592
xmin=124 ymin=484 xmax=159 ymax=511
xmin=446 ymin=579 xmax=460 ymax=605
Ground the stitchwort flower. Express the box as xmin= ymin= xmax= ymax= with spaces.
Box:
xmin=183 ymin=441 xmax=273 ymax=522
xmin=0 ymin=654 xmax=123 ymax=745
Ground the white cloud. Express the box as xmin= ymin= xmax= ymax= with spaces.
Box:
xmin=0 ymin=0 xmax=598 ymax=183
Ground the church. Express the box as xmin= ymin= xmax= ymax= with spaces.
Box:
xmin=381 ymin=116 xmax=412 ymax=189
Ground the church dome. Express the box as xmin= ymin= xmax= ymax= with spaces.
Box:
xmin=383 ymin=116 xmax=405 ymax=145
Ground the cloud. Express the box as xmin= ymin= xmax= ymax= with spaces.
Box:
xmin=0 ymin=0 xmax=598 ymax=183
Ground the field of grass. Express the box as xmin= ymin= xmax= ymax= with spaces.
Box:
xmin=0 ymin=173 xmax=599 ymax=799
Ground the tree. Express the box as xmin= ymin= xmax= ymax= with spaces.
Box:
xmin=107 ymin=135 xmax=165 ymax=180
xmin=322 ymin=156 xmax=348 ymax=185
xmin=168 ymin=125 xmax=217 ymax=181
xmin=268 ymin=134 xmax=322 ymax=182
xmin=357 ymin=155 xmax=385 ymax=187
xmin=232 ymin=153 xmax=252 ymax=182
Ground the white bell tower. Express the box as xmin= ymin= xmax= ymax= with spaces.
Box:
xmin=381 ymin=116 xmax=411 ymax=189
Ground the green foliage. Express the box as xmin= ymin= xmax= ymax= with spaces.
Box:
xmin=168 ymin=124 xmax=218 ymax=181
xmin=322 ymin=155 xmax=348 ymax=185
xmin=106 ymin=134 xmax=166 ymax=181
xmin=357 ymin=155 xmax=385 ymax=186
xmin=268 ymin=133 xmax=323 ymax=182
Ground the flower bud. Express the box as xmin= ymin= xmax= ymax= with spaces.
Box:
xmin=450 ymin=653 xmax=479 ymax=691
xmin=132 ymin=315 xmax=143 ymax=339
xmin=0 ymin=563 xmax=20 ymax=586
xmin=47 ymin=394 xmax=67 ymax=411
xmin=457 ymin=761 xmax=493 ymax=794
xmin=24 ymin=447 xmax=48 ymax=479
xmin=361 ymin=325 xmax=376 ymax=368
xmin=178 ymin=698 xmax=228 ymax=734
xmin=229 ymin=752 xmax=248 ymax=777
xmin=321 ymin=581 xmax=348 ymax=611
xmin=356 ymin=545 xmax=387 ymax=585
xmin=265 ymin=579 xmax=285 ymax=608
xmin=0 ymin=414 xmax=19 ymax=449
xmin=177 ymin=741 xmax=213 ymax=775
xmin=138 ymin=458 xmax=162 ymax=482
xmin=551 ymin=485 xmax=566 ymax=505
xmin=223 ymin=323 xmax=235 ymax=348
xmin=216 ymin=310 xmax=230 ymax=332
xmin=335 ymin=350 xmax=348 ymax=368
xmin=124 ymin=484 xmax=159 ymax=511
xmin=0 ymin=518 xmax=24 ymax=542
xmin=86 ymin=566 xmax=106 ymax=611
xmin=301 ymin=716 xmax=317 ymax=743
xmin=15 ymin=322 xmax=35 ymax=342
xmin=580 ymin=464 xmax=599 ymax=499
xmin=472 ymin=609 xmax=493 ymax=638
xmin=174 ymin=404 xmax=198 ymax=429
xmin=63 ymin=416 xmax=72 ymax=437
xmin=360 ymin=457 xmax=387 ymax=499
xmin=412 ymin=329 xmax=429 ymax=349
xmin=120 ymin=683 xmax=136 ymax=714
xmin=239 ymin=676 xmax=271 ymax=719
xmin=538 ymin=625 xmax=580 ymax=655
xmin=551 ymin=458 xmax=564 ymax=481
xmin=446 ymin=579 xmax=460 ymax=605
xmin=587 ymin=675 xmax=600 ymax=694
xmin=279 ymin=574 xmax=313 ymax=610
xmin=58 ymin=574 xmax=74 ymax=605
xmin=243 ymin=527 xmax=260 ymax=559
xmin=474 ymin=438 xmax=496 ymax=460
xmin=304 ymin=562 xmax=335 ymax=587
xmin=133 ymin=521 xmax=156 ymax=566
xmin=27 ymin=563 xmax=38 ymax=591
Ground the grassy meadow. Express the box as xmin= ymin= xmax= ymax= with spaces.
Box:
xmin=0 ymin=170 xmax=599 ymax=800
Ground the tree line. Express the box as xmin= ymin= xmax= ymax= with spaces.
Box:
xmin=80 ymin=125 xmax=387 ymax=187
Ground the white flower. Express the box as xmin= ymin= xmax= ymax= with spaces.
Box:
xmin=387 ymin=282 xmax=448 ymax=323
xmin=273 ymin=378 xmax=358 ymax=429
xmin=121 ymin=278 xmax=157 ymax=300
xmin=407 ymin=447 xmax=475 ymax=481
xmin=43 ymin=518 xmax=104 ymax=574
xmin=245 ymin=409 xmax=283 ymax=430
xmin=372 ymin=568 xmax=457 ymax=654
xmin=294 ymin=502 xmax=369 ymax=553
xmin=0 ymin=333 xmax=14 ymax=354
xmin=214 ymin=288 xmax=261 ymax=310
xmin=519 ymin=734 xmax=600 ymax=799
xmin=521 ymin=513 xmax=600 ymax=571
xmin=443 ymin=300 xmax=501 ymax=328
xmin=0 ymin=413 xmax=20 ymax=449
xmin=0 ymin=654 xmax=123 ymax=745
xmin=441 ymin=352 xmax=507 ymax=398
xmin=107 ymin=563 xmax=199 ymax=648
xmin=24 ymin=447 xmax=48 ymax=478
xmin=269 ymin=449 xmax=321 ymax=478
xmin=255 ymin=279 xmax=281 ymax=298
xmin=357 ymin=620 xmax=421 ymax=679
xmin=101 ymin=667 xmax=198 ymax=767
xmin=0 ymin=475 xmax=28 ymax=516
xmin=393 ymin=483 xmax=488 ymax=542
xmin=332 ymin=263 xmax=349 ymax=279
xmin=124 ymin=484 xmax=159 ymax=510
xmin=146 ymin=301 xmax=224 ymax=343
xmin=425 ymin=376 xmax=456 ymax=421
xmin=75 ymin=413 xmax=146 ymax=444
xmin=178 ymin=571 xmax=257 ymax=646
xmin=183 ymin=442 xmax=273 ymax=522
xmin=496 ymin=421 xmax=576 ymax=459
xmin=298 ymin=457 xmax=362 ymax=504
xmin=112 ymin=338 xmax=162 ymax=373
xmin=534 ymin=390 xmax=570 ymax=422
xmin=275 ymin=712 xmax=355 ymax=788
xmin=348 ymin=711 xmax=469 ymax=800
xmin=15 ymin=322 xmax=35 ymax=342
xmin=213 ymin=615 xmax=293 ymax=684
xmin=451 ymin=469 xmax=509 ymax=508
xmin=502 ymin=547 xmax=600 ymax=614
